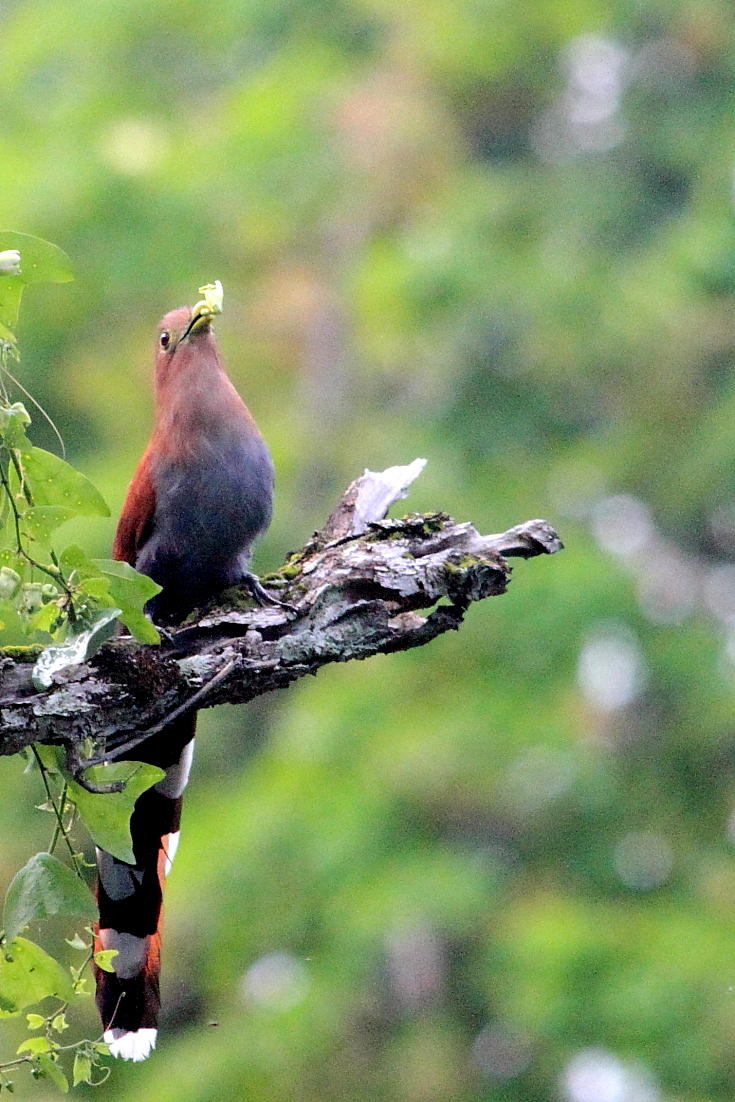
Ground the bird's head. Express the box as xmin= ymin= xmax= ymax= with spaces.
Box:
xmin=154 ymin=281 xmax=224 ymax=383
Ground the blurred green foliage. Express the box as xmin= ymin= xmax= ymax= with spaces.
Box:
xmin=2 ymin=0 xmax=735 ymax=1098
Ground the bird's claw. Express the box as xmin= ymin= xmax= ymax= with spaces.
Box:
xmin=145 ymin=612 xmax=177 ymax=644
xmin=242 ymin=572 xmax=298 ymax=614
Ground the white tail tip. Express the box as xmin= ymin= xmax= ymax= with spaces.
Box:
xmin=104 ymin=1027 xmax=157 ymax=1061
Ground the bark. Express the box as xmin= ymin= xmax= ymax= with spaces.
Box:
xmin=0 ymin=461 xmax=563 ymax=774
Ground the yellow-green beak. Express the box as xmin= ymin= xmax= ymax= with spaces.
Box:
xmin=186 ymin=280 xmax=224 ymax=336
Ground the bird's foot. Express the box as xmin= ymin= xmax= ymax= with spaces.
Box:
xmin=241 ymin=571 xmax=297 ymax=613
xmin=145 ymin=611 xmax=177 ymax=645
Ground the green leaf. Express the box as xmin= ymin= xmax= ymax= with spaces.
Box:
xmin=57 ymin=545 xmax=95 ymax=573
xmin=28 ymin=601 xmax=60 ymax=635
xmin=25 ymin=1013 xmax=45 ymax=1030
xmin=92 ymin=559 xmax=162 ymax=643
xmin=0 ymin=403 xmax=31 ymax=449
xmin=0 ymin=233 xmax=73 ymax=332
xmin=77 ymin=575 xmax=112 ymax=602
xmin=32 ymin=744 xmax=64 ymax=774
xmin=21 ymin=506 xmax=77 ymax=550
xmin=0 ymin=936 xmax=74 ymax=1015
xmin=17 ymin=447 xmax=109 ymax=518
xmin=3 ymin=853 xmax=96 ymax=944
xmin=72 ymin=1052 xmax=93 ymax=1087
xmin=66 ymin=762 xmax=165 ymax=864
xmin=92 ymin=949 xmax=118 ymax=973
xmin=0 ymin=318 xmax=18 ymax=348
xmin=64 ymin=933 xmax=87 ymax=951
xmin=33 ymin=1053 xmax=69 ymax=1093
xmin=32 ymin=607 xmax=120 ymax=690
xmin=17 ymin=1036 xmax=54 ymax=1055
xmin=0 ymin=598 xmax=24 ymax=637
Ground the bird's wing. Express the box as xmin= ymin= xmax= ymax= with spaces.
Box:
xmin=113 ymin=446 xmax=156 ymax=566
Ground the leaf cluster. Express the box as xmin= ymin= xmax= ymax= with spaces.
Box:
xmin=0 ymin=235 xmax=167 ymax=1092
xmin=0 ymin=746 xmax=165 ymax=1093
xmin=0 ymin=233 xmax=161 ymax=687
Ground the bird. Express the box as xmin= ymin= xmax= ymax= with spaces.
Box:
xmin=94 ymin=284 xmax=274 ymax=1061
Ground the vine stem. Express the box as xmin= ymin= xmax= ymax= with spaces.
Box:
xmin=48 ymin=781 xmax=69 ymax=855
xmin=30 ymin=747 xmax=82 ymax=877
xmin=0 ymin=1032 xmax=112 ymax=1085
xmin=0 ymin=445 xmax=77 ymax=614
xmin=0 ymin=949 xmax=112 ymax=1083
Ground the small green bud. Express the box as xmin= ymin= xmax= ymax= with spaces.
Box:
xmin=0 ymin=250 xmax=21 ymax=276
xmin=40 ymin=583 xmax=59 ymax=603
xmin=20 ymin=582 xmax=43 ymax=614
xmin=0 ymin=567 xmax=21 ymax=599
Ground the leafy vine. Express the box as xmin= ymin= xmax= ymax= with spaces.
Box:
xmin=0 ymin=235 xmax=167 ymax=1092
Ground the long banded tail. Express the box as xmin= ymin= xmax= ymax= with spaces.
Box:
xmin=94 ymin=715 xmax=195 ymax=1061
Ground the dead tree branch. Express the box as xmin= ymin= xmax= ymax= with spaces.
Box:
xmin=0 ymin=460 xmax=563 ymax=765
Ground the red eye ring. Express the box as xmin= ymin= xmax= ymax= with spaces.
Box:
xmin=160 ymin=331 xmax=171 ymax=349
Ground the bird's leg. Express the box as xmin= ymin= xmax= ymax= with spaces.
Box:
xmin=143 ymin=609 xmax=177 ymax=645
xmin=241 ymin=571 xmax=297 ymax=613
xmin=154 ymin=621 xmax=177 ymax=645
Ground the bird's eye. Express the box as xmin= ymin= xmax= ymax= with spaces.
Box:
xmin=159 ymin=331 xmax=171 ymax=349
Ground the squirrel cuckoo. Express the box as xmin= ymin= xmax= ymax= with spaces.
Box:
xmin=94 ymin=287 xmax=273 ymax=1060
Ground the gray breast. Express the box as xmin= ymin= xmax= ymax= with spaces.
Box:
xmin=139 ymin=428 xmax=273 ymax=603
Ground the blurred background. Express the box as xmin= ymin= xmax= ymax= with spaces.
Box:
xmin=1 ymin=0 xmax=735 ymax=1098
